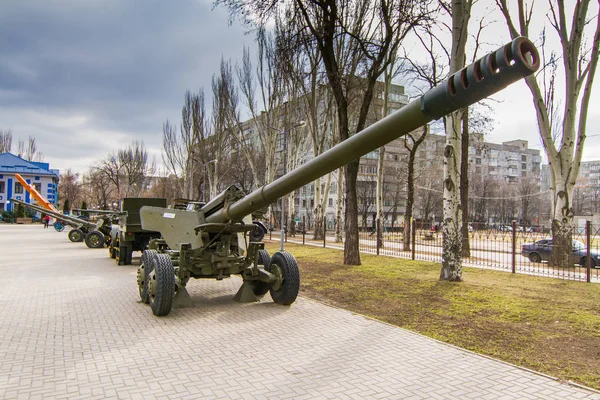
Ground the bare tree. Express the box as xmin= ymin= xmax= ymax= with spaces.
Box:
xmin=496 ymin=0 xmax=600 ymax=266
xmin=438 ymin=0 xmax=473 ymax=282
xmin=401 ymin=127 xmax=428 ymax=250
xmin=145 ymin=170 xmax=181 ymax=206
xmin=97 ymin=141 xmax=155 ymax=201
xmin=84 ymin=168 xmax=116 ymax=210
xmin=277 ymin=18 xmax=336 ymax=240
xmin=118 ymin=141 xmax=155 ymax=197
xmin=236 ymin=30 xmax=287 ymax=188
xmin=58 ymin=170 xmax=82 ymax=213
xmin=16 ymin=136 xmax=44 ymax=161
xmin=0 ymin=129 xmax=12 ymax=153
xmin=162 ymin=90 xmax=206 ymax=200
xmin=218 ymin=0 xmax=433 ymax=266
xmin=161 ymin=119 xmax=185 ymax=197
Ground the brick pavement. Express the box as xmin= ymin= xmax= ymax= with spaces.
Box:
xmin=1 ymin=224 xmax=598 ymax=400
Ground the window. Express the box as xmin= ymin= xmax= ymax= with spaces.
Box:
xmin=0 ymin=181 xmax=4 ymax=193
xmin=14 ymin=183 xmax=23 ymax=194
xmin=522 ymin=163 xmax=527 ymax=169
xmin=302 ymin=199 xmax=306 ymax=207
xmin=328 ymin=198 xmax=333 ymax=207
xmin=475 ymin=158 xmax=481 ymax=165
xmin=521 ymin=155 xmax=527 ymax=161
xmin=33 ymin=183 xmax=42 ymax=193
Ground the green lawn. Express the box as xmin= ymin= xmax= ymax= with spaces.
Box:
xmin=265 ymin=242 xmax=600 ymax=390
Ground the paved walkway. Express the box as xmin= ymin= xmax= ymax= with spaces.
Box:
xmin=1 ymin=224 xmax=598 ymax=400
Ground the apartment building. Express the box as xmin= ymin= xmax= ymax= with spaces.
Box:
xmin=224 ymin=81 xmax=542 ymax=229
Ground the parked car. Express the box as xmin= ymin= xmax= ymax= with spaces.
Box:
xmin=521 ymin=238 xmax=600 ymax=267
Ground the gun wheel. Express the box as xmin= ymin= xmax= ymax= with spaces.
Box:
xmin=250 ymin=249 xmax=271 ymax=296
xmin=68 ymin=229 xmax=84 ymax=242
xmin=269 ymin=251 xmax=300 ymax=305
xmin=138 ymin=250 xmax=157 ymax=303
xmin=85 ymin=230 xmax=105 ymax=249
xmin=54 ymin=221 xmax=65 ymax=232
xmin=146 ymin=253 xmax=175 ymax=316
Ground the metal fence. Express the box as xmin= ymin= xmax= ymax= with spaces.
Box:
xmin=280 ymin=220 xmax=600 ymax=284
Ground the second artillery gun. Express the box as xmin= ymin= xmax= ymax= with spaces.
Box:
xmin=138 ymin=37 xmax=540 ymax=316
xmin=10 ymin=197 xmax=120 ymax=248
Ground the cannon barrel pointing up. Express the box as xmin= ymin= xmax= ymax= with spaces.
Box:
xmin=206 ymin=37 xmax=539 ymax=224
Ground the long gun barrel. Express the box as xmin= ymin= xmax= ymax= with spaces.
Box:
xmin=11 ymin=198 xmax=123 ymax=229
xmin=204 ymin=37 xmax=539 ymax=224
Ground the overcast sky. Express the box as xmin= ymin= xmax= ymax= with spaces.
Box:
xmin=1 ymin=0 xmax=599 ymax=176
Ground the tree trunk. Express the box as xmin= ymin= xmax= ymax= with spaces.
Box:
xmin=313 ymin=177 xmax=323 ymax=240
xmin=549 ymin=176 xmax=574 ymax=266
xmin=440 ymin=0 xmax=470 ymax=282
xmin=376 ymin=147 xmax=385 ymax=248
xmin=335 ymin=168 xmax=344 ymax=243
xmin=344 ymin=161 xmax=361 ymax=265
xmin=403 ymin=147 xmax=416 ymax=251
xmin=460 ymin=107 xmax=471 ymax=257
xmin=440 ymin=116 xmax=463 ymax=282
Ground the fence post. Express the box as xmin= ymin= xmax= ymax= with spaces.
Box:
xmin=586 ymin=220 xmax=591 ymax=283
xmin=323 ymin=223 xmax=326 ymax=248
xmin=302 ymin=216 xmax=305 ymax=245
xmin=511 ymin=220 xmax=517 ymax=273
xmin=269 ymin=214 xmax=272 ymax=241
xmin=411 ymin=219 xmax=416 ymax=260
xmin=376 ymin=219 xmax=381 ymax=256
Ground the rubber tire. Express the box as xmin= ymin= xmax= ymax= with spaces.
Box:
xmin=269 ymin=251 xmax=300 ymax=305
xmin=528 ymin=253 xmax=541 ymax=263
xmin=68 ymin=229 xmax=84 ymax=242
xmin=250 ymin=249 xmax=271 ymax=296
xmin=580 ymin=257 xmax=597 ymax=268
xmin=85 ymin=230 xmax=105 ymax=249
xmin=147 ymin=253 xmax=175 ymax=316
xmin=121 ymin=245 xmax=132 ymax=265
xmin=138 ymin=250 xmax=157 ymax=303
xmin=54 ymin=221 xmax=65 ymax=232
xmin=108 ymin=244 xmax=116 ymax=259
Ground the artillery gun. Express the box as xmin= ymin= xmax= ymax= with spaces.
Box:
xmin=10 ymin=198 xmax=121 ymax=248
xmin=138 ymin=37 xmax=540 ymax=316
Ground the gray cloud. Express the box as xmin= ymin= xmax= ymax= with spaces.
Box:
xmin=0 ymin=0 xmax=599 ymax=175
xmin=0 ymin=0 xmax=255 ymax=173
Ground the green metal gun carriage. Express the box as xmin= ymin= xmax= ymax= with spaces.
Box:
xmin=137 ymin=37 xmax=540 ymax=316
xmin=108 ymin=197 xmax=168 ymax=265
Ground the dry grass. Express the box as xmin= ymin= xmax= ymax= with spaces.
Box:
xmin=265 ymin=241 xmax=600 ymax=390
